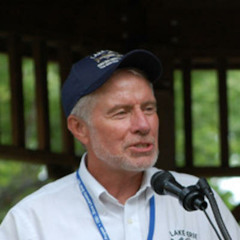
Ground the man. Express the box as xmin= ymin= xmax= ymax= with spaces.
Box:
xmin=0 ymin=49 xmax=239 ymax=239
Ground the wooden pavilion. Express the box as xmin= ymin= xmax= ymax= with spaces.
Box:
xmin=0 ymin=0 xmax=240 ymax=221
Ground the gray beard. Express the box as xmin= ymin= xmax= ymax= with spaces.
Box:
xmin=89 ymin=129 xmax=159 ymax=172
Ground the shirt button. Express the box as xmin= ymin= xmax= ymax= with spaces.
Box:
xmin=127 ymin=218 xmax=133 ymax=224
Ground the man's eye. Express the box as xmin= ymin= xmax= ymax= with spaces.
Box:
xmin=144 ymin=106 xmax=156 ymax=114
xmin=116 ymin=111 xmax=127 ymax=116
xmin=112 ymin=110 xmax=128 ymax=119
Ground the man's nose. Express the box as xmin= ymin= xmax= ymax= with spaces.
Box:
xmin=130 ymin=110 xmax=151 ymax=135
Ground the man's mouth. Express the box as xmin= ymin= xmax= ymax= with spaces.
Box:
xmin=134 ymin=143 xmax=151 ymax=148
xmin=129 ymin=142 xmax=154 ymax=153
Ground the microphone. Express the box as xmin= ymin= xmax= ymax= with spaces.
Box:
xmin=151 ymin=170 xmax=207 ymax=211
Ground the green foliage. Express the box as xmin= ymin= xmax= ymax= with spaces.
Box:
xmin=22 ymin=57 xmax=38 ymax=149
xmin=47 ymin=62 xmax=62 ymax=153
xmin=192 ymin=70 xmax=219 ymax=166
xmin=174 ymin=70 xmax=185 ymax=166
xmin=228 ymin=71 xmax=240 ymax=166
xmin=209 ymin=177 xmax=236 ymax=210
xmin=174 ymin=69 xmax=240 ymax=167
xmin=173 ymin=68 xmax=240 ymax=214
xmin=0 ymin=54 xmax=87 ymax=222
xmin=0 ymin=160 xmax=48 ymax=221
xmin=174 ymin=70 xmax=220 ymax=166
xmin=0 ymin=54 xmax=11 ymax=144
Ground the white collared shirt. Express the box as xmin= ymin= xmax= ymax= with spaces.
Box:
xmin=77 ymin=153 xmax=155 ymax=240
xmin=0 ymin=153 xmax=240 ymax=240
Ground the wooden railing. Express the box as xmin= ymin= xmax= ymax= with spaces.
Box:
xmin=0 ymin=35 xmax=78 ymax=175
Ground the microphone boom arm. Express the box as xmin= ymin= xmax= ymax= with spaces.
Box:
xmin=151 ymin=171 xmax=232 ymax=240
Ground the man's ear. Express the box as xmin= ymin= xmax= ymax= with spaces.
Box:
xmin=67 ymin=115 xmax=89 ymax=145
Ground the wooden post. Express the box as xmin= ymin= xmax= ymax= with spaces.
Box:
xmin=217 ymin=57 xmax=229 ymax=168
xmin=183 ymin=58 xmax=194 ymax=168
xmin=33 ymin=37 xmax=50 ymax=151
xmin=154 ymin=49 xmax=175 ymax=170
xmin=58 ymin=45 xmax=75 ymax=155
xmin=8 ymin=34 xmax=25 ymax=147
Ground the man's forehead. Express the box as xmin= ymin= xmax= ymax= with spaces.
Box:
xmin=100 ymin=68 xmax=151 ymax=90
xmin=93 ymin=74 xmax=155 ymax=103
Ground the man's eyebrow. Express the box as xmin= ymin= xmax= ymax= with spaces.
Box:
xmin=106 ymin=101 xmax=157 ymax=114
xmin=142 ymin=100 xmax=157 ymax=106
xmin=106 ymin=104 xmax=132 ymax=114
xmin=141 ymin=101 xmax=157 ymax=108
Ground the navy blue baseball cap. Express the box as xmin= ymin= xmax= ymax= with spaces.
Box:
xmin=61 ymin=49 xmax=162 ymax=117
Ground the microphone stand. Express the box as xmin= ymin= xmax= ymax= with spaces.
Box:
xmin=151 ymin=171 xmax=232 ymax=240
xmin=197 ymin=178 xmax=232 ymax=240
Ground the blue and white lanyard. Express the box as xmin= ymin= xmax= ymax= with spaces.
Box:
xmin=76 ymin=170 xmax=155 ymax=240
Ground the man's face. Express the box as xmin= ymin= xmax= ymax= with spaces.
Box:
xmin=86 ymin=69 xmax=159 ymax=172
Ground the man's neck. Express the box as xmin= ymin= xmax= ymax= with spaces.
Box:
xmin=87 ymin=159 xmax=144 ymax=204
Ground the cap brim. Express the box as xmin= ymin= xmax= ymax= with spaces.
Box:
xmin=118 ymin=49 xmax=162 ymax=83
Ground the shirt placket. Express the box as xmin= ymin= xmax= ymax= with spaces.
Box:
xmin=124 ymin=198 xmax=145 ymax=240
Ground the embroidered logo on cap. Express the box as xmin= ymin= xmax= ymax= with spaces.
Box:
xmin=90 ymin=50 xmax=123 ymax=69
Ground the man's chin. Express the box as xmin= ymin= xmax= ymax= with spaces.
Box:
xmin=120 ymin=156 xmax=158 ymax=172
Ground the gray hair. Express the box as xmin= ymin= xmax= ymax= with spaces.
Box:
xmin=70 ymin=93 xmax=97 ymax=123
xmin=70 ymin=68 xmax=153 ymax=123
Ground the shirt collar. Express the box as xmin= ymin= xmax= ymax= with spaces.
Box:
xmin=78 ymin=152 xmax=106 ymax=201
xmin=137 ymin=167 xmax=155 ymax=202
xmin=78 ymin=152 xmax=155 ymax=204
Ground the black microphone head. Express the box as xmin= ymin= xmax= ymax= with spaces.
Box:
xmin=151 ymin=171 xmax=208 ymax=212
xmin=151 ymin=171 xmax=174 ymax=195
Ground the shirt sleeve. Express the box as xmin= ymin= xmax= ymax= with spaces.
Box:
xmin=0 ymin=208 xmax=35 ymax=240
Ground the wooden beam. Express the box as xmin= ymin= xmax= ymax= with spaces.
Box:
xmin=155 ymin=48 xmax=175 ymax=170
xmin=217 ymin=58 xmax=229 ymax=168
xmin=156 ymin=90 xmax=175 ymax=170
xmin=183 ymin=58 xmax=194 ymax=167
xmin=45 ymin=45 xmax=76 ymax=179
xmin=176 ymin=166 xmax=240 ymax=177
xmin=0 ymin=145 xmax=78 ymax=167
xmin=8 ymin=34 xmax=25 ymax=147
xmin=33 ymin=38 xmax=50 ymax=151
xmin=58 ymin=45 xmax=74 ymax=154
